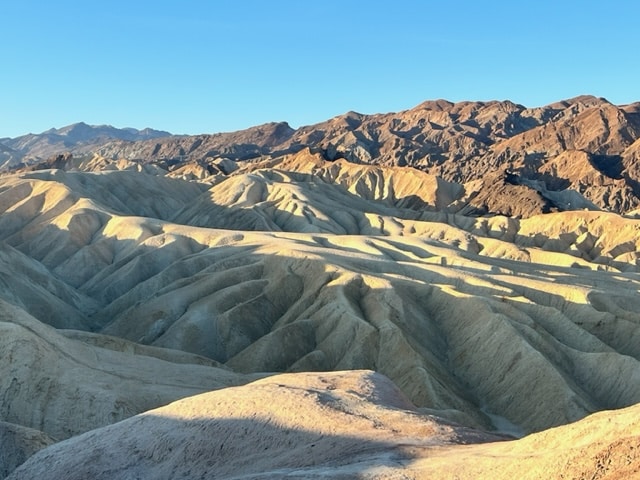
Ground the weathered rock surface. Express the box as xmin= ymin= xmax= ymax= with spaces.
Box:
xmin=1 ymin=168 xmax=640 ymax=439
xmin=6 ymin=371 xmax=503 ymax=480
xmin=2 ymin=145 xmax=640 ymax=478
xmin=407 ymin=402 xmax=640 ymax=479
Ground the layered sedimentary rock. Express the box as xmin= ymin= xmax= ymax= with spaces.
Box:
xmin=1 ymin=167 xmax=639 ymax=438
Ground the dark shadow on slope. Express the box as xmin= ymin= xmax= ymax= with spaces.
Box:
xmin=0 ymin=421 xmax=54 ymax=480
xmin=68 ymin=225 xmax=640 ymax=434
xmin=591 ymin=154 xmax=624 ymax=180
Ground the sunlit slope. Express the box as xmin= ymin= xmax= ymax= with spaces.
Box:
xmin=95 ymin=228 xmax=640 ymax=434
xmin=0 ymin=168 xmax=639 ymax=435
xmin=3 ymin=165 xmax=637 ymax=272
xmin=174 ymin=151 xmax=640 ymax=270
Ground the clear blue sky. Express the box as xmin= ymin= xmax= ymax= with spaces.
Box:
xmin=2 ymin=0 xmax=638 ymax=138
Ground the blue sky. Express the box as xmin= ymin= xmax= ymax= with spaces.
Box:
xmin=1 ymin=0 xmax=638 ymax=137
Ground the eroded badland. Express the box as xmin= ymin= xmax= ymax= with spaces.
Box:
xmin=2 ymin=96 xmax=640 ymax=479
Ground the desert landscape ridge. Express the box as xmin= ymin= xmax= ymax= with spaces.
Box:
xmin=2 ymin=96 xmax=640 ymax=479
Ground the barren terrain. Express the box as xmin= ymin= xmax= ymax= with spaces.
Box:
xmin=2 ymin=98 xmax=640 ymax=478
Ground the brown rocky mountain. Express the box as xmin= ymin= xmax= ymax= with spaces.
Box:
xmin=0 ymin=143 xmax=20 ymax=169
xmin=9 ymin=95 xmax=640 ymax=217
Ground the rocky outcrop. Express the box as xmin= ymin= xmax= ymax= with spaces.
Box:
xmin=96 ymin=121 xmax=296 ymax=164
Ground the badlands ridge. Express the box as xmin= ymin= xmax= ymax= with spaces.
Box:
xmin=2 ymin=97 xmax=640 ymax=478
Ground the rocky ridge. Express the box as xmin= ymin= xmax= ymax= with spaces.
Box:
xmin=9 ymin=371 xmax=640 ymax=480
xmin=5 ymin=95 xmax=640 ymax=217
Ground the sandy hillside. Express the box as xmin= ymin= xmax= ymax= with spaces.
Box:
xmin=9 ymin=370 xmax=640 ymax=480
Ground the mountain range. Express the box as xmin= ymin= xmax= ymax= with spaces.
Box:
xmin=3 ymin=95 xmax=640 ymax=218
xmin=0 ymin=122 xmax=171 ymax=168
xmin=2 ymin=96 xmax=640 ymax=478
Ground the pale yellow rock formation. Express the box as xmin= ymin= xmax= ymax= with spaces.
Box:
xmin=1 ymin=165 xmax=640 ymax=478
xmin=6 ymin=371 xmax=503 ymax=479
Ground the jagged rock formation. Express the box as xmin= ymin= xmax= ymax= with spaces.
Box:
xmin=88 ymin=95 xmax=640 ymax=216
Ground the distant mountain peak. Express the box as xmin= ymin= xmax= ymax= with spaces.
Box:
xmin=1 ymin=123 xmax=172 ymax=167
